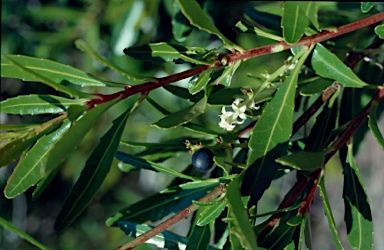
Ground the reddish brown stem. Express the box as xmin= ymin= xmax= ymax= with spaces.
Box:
xmin=116 ymin=184 xmax=226 ymax=250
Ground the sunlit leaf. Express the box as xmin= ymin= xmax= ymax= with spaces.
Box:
xmin=374 ymin=24 xmax=384 ymax=39
xmin=343 ymin=143 xmax=373 ymax=250
xmin=4 ymin=120 xmax=71 ymax=198
xmin=188 ymin=68 xmax=214 ymax=95
xmin=0 ymin=95 xmax=86 ymax=115
xmin=282 ymin=2 xmax=309 ymax=44
xmin=368 ymin=101 xmax=384 ymax=150
xmin=276 ymin=149 xmax=330 ymax=171
xmin=226 ymin=178 xmax=258 ymax=250
xmin=153 ymin=96 xmax=207 ymax=129
xmin=197 ymin=199 xmax=227 ymax=226
xmin=311 ymin=44 xmax=368 ymax=88
xmin=106 ymin=183 xmax=218 ymax=226
xmin=0 ymin=217 xmax=53 ymax=250
xmin=318 ymin=171 xmax=344 ymax=250
xmin=360 ymin=2 xmax=375 ymax=13
xmin=235 ymin=20 xmax=283 ymax=41
xmin=54 ymin=105 xmax=133 ymax=231
xmin=175 ymin=0 xmax=242 ymax=50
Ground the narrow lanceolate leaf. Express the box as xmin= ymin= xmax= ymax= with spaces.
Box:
xmin=0 ymin=217 xmax=53 ymax=250
xmin=318 ymin=171 xmax=344 ymax=250
xmin=375 ymin=24 xmax=384 ymax=39
xmin=0 ymin=95 xmax=86 ymax=115
xmin=4 ymin=120 xmax=71 ymax=198
xmin=276 ymin=149 xmax=330 ymax=171
xmin=242 ymin=47 xmax=312 ymax=207
xmin=175 ymin=0 xmax=242 ymax=50
xmin=153 ymin=96 xmax=207 ymax=129
xmin=1 ymin=55 xmax=106 ymax=87
xmin=368 ymin=101 xmax=384 ymax=150
xmin=43 ymin=98 xmax=119 ymax=176
xmin=75 ymin=39 xmax=154 ymax=83
xmin=226 ymin=178 xmax=258 ymax=250
xmin=311 ymin=44 xmax=368 ymax=88
xmin=343 ymin=143 xmax=373 ymax=250
xmin=55 ymin=106 xmax=132 ymax=232
xmin=115 ymin=151 xmax=194 ymax=180
xmin=106 ymin=184 xmax=217 ymax=226
xmin=186 ymin=224 xmax=212 ymax=250
xmin=197 ymin=199 xmax=227 ymax=226
xmin=299 ymin=2 xmax=319 ymax=30
xmin=188 ymin=68 xmax=214 ymax=95
xmin=360 ymin=2 xmax=375 ymax=13
xmin=124 ymin=42 xmax=210 ymax=65
xmin=172 ymin=0 xmax=193 ymax=42
xmin=282 ymin=2 xmax=309 ymax=44
xmin=1 ymin=55 xmax=92 ymax=98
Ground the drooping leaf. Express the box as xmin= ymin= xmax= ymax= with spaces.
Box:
xmin=368 ymin=101 xmax=384 ymax=150
xmin=374 ymin=24 xmax=384 ymax=39
xmin=242 ymin=48 xmax=312 ymax=206
xmin=42 ymin=98 xmax=119 ymax=176
xmin=0 ymin=95 xmax=86 ymax=115
xmin=343 ymin=143 xmax=373 ymax=250
xmin=115 ymin=151 xmax=194 ymax=180
xmin=1 ymin=54 xmax=101 ymax=97
xmin=360 ymin=2 xmax=375 ymax=13
xmin=106 ymin=183 xmax=218 ymax=226
xmin=54 ymin=105 xmax=133 ymax=232
xmin=0 ymin=217 xmax=53 ymax=250
xmin=318 ymin=171 xmax=344 ymax=250
xmin=282 ymin=2 xmax=309 ymax=44
xmin=186 ymin=224 xmax=212 ymax=250
xmin=75 ymin=39 xmax=154 ymax=83
xmin=4 ymin=120 xmax=71 ymax=198
xmin=276 ymin=149 xmax=330 ymax=171
xmin=124 ymin=42 xmax=211 ymax=65
xmin=311 ymin=44 xmax=368 ymax=88
xmin=226 ymin=178 xmax=258 ymax=250
xmin=172 ymin=0 xmax=193 ymax=42
xmin=153 ymin=96 xmax=207 ymax=129
xmin=175 ymin=0 xmax=242 ymax=50
xmin=197 ymin=199 xmax=227 ymax=226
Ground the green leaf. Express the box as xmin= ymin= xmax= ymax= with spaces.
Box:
xmin=175 ymin=0 xmax=242 ymax=50
xmin=187 ymin=224 xmax=212 ymax=250
xmin=360 ymin=2 xmax=375 ymax=13
xmin=235 ymin=20 xmax=283 ymax=41
xmin=368 ymin=101 xmax=384 ymax=150
xmin=311 ymin=44 xmax=368 ymax=88
xmin=115 ymin=152 xmax=194 ymax=180
xmin=0 ymin=217 xmax=53 ymax=250
xmin=343 ymin=144 xmax=373 ymax=250
xmin=124 ymin=42 xmax=211 ymax=65
xmin=106 ymin=183 xmax=218 ymax=226
xmin=318 ymin=171 xmax=344 ymax=250
xmin=42 ymin=98 xmax=119 ymax=176
xmin=75 ymin=39 xmax=154 ymax=83
xmin=153 ymin=96 xmax=207 ymax=129
xmin=0 ymin=95 xmax=86 ymax=115
xmin=299 ymin=2 xmax=319 ymax=30
xmin=276 ymin=149 xmax=330 ymax=171
xmin=172 ymin=1 xmax=193 ymax=42
xmin=282 ymin=2 xmax=309 ymax=44
xmin=188 ymin=68 xmax=214 ymax=95
xmin=54 ymin=105 xmax=132 ymax=232
xmin=226 ymin=178 xmax=258 ymax=250
xmin=374 ymin=24 xmax=384 ymax=39
xmin=4 ymin=120 xmax=71 ymax=198
xmin=197 ymin=199 xmax=227 ymax=226
xmin=1 ymin=54 xmax=101 ymax=97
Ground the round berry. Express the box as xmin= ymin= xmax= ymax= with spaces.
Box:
xmin=192 ymin=148 xmax=214 ymax=172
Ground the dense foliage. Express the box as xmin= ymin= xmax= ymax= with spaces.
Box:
xmin=1 ymin=1 xmax=384 ymax=249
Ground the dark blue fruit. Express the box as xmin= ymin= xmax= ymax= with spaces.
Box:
xmin=192 ymin=148 xmax=214 ymax=172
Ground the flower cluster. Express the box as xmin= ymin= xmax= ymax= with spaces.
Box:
xmin=219 ymin=92 xmax=259 ymax=131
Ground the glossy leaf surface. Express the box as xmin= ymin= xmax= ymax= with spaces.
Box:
xmin=311 ymin=44 xmax=368 ymax=88
xmin=368 ymin=101 xmax=384 ymax=150
xmin=282 ymin=2 xmax=309 ymax=44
